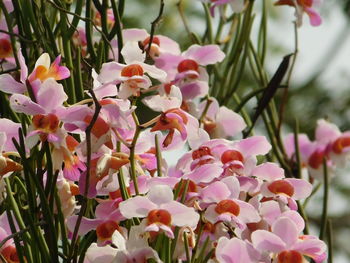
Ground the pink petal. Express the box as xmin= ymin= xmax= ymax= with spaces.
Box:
xmin=0 ymin=119 xmax=20 ymax=152
xmin=36 ymin=79 xmax=68 ymax=113
xmin=162 ymin=201 xmax=199 ymax=228
xmin=200 ymin=181 xmax=230 ymax=204
xmin=216 ymin=237 xmax=256 ymax=263
xmin=0 ymin=74 xmax=26 ymax=94
xmin=185 ymin=163 xmax=223 ymax=184
xmin=10 ymin=94 xmax=45 ymax=115
xmin=280 ymin=210 xmax=305 ymax=234
xmin=98 ymin=62 xmax=124 ymax=83
xmin=251 ymin=230 xmax=286 ymax=253
xmin=139 ymin=62 xmax=167 ymax=82
xmin=216 ymin=106 xmax=246 ymax=137
xmin=272 ymin=216 xmax=299 ymax=247
xmin=66 ymin=216 xmax=101 ymax=236
xmin=285 ymin=178 xmax=312 ymax=199
xmin=17 ymin=50 xmax=28 ymax=83
xmin=85 ymin=243 xmax=117 ymax=263
xmin=305 ymin=7 xmax=322 ymax=26
xmin=315 ymin=119 xmax=340 ymax=144
xmin=234 ymin=136 xmax=272 ymax=157
xmin=183 ymin=44 xmax=225 ymax=65
xmin=252 ymin=162 xmax=285 ymax=181
xmin=119 ymin=196 xmax=157 ymax=218
xmin=179 ymin=81 xmax=208 ymax=100
xmin=121 ymin=41 xmax=145 ymax=64
xmin=157 ymin=35 xmax=181 ymax=55
xmin=292 ymin=236 xmax=327 ymax=261
xmin=122 ymin=28 xmax=148 ymax=42
xmin=147 ymin=185 xmax=173 ymax=206
xmin=235 ymin=200 xmax=260 ymax=223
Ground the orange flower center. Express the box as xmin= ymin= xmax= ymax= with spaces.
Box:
xmin=96 ymin=220 xmax=120 ymax=241
xmin=177 ymin=59 xmax=199 ymax=78
xmin=32 ymin=114 xmax=60 ymax=133
xmin=142 ymin=36 xmax=160 ymax=47
xmin=147 ymin=209 xmax=172 ymax=226
xmin=267 ymin=180 xmax=294 ymax=197
xmin=1 ymin=246 xmax=20 ymax=263
xmin=308 ymin=149 xmax=325 ymax=169
xmin=121 ymin=64 xmax=144 ymax=77
xmin=192 ymin=146 xmax=212 ymax=160
xmin=0 ymin=39 xmax=12 ymax=59
xmin=278 ymin=250 xmax=303 ymax=263
xmin=215 ymin=199 xmax=240 ymax=216
xmin=332 ymin=136 xmax=350 ymax=154
xmin=221 ymin=150 xmax=244 ymax=164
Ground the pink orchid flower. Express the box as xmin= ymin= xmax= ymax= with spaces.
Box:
xmin=0 ymin=17 xmax=16 ymax=63
xmin=98 ymin=41 xmax=167 ymax=99
xmin=202 ymin=177 xmax=261 ymax=229
xmin=85 ymin=225 xmax=162 ymax=263
xmin=123 ymin=28 xmax=181 ymax=58
xmin=252 ymin=215 xmax=327 ymax=263
xmin=0 ymin=212 xmax=20 ymax=262
xmin=197 ymin=97 xmax=246 ymax=139
xmin=119 ymin=185 xmax=199 ymax=239
xmin=275 ymin=0 xmax=322 ymax=27
xmin=214 ymin=236 xmax=261 ymax=263
xmin=0 ymin=121 xmax=22 ymax=177
xmin=0 ymin=50 xmax=70 ymax=96
xmin=67 ymin=199 xmax=126 ymax=245
xmin=155 ymin=44 xmax=225 ymax=100
xmin=9 ymin=79 xmax=68 ymax=145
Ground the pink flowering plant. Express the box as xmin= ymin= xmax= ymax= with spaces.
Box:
xmin=0 ymin=0 xmax=346 ymax=262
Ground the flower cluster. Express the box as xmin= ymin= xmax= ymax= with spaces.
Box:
xmin=285 ymin=119 xmax=350 ymax=181
xmin=0 ymin=1 xmax=332 ymax=262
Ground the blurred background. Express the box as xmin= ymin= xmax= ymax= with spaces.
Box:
xmin=124 ymin=0 xmax=350 ymax=261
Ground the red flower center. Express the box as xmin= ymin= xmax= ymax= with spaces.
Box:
xmin=96 ymin=220 xmax=120 ymax=241
xmin=278 ymin=250 xmax=303 ymax=263
xmin=308 ymin=149 xmax=325 ymax=169
xmin=147 ymin=209 xmax=172 ymax=226
xmin=267 ymin=180 xmax=294 ymax=197
xmin=121 ymin=64 xmax=144 ymax=77
xmin=1 ymin=246 xmax=20 ymax=263
xmin=221 ymin=150 xmax=244 ymax=164
xmin=0 ymin=39 xmax=12 ymax=58
xmin=332 ymin=136 xmax=350 ymax=154
xmin=192 ymin=146 xmax=212 ymax=160
xmin=177 ymin=59 xmax=199 ymax=77
xmin=215 ymin=199 xmax=240 ymax=216
xmin=32 ymin=114 xmax=60 ymax=133
xmin=143 ymin=36 xmax=160 ymax=47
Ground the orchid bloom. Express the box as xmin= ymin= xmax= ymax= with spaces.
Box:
xmin=84 ymin=225 xmax=162 ymax=263
xmin=123 ymin=28 xmax=181 ymax=58
xmin=275 ymin=0 xmax=322 ymax=27
xmin=67 ymin=199 xmax=126 ymax=245
xmin=155 ymin=44 xmax=225 ymax=100
xmin=0 ymin=119 xmax=22 ymax=178
xmin=252 ymin=215 xmax=327 ymax=263
xmin=119 ymin=185 xmax=199 ymax=239
xmin=98 ymin=41 xmax=167 ymax=99
xmin=197 ymin=97 xmax=246 ymax=139
xmin=10 ymin=79 xmax=68 ymax=145
xmin=0 ymin=17 xmax=15 ymax=62
xmin=214 ymin=236 xmax=261 ymax=263
xmin=0 ymin=212 xmax=20 ymax=263
xmin=201 ymin=177 xmax=260 ymax=229
xmin=0 ymin=50 xmax=69 ymax=99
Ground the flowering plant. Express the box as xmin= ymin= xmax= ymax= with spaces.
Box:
xmin=0 ymin=0 xmax=342 ymax=263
